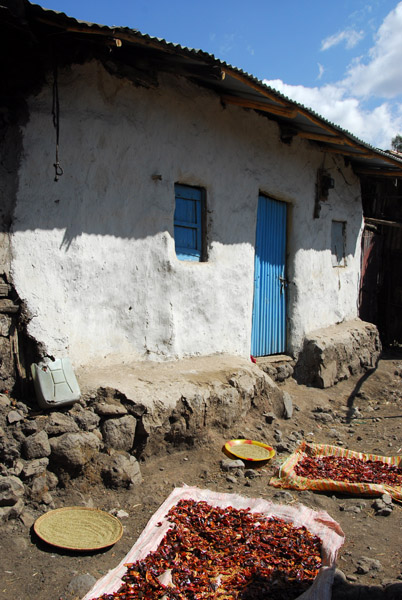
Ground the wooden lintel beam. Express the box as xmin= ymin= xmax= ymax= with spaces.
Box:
xmin=221 ymin=94 xmax=297 ymax=118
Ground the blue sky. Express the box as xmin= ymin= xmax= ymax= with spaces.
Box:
xmin=38 ymin=0 xmax=402 ymax=149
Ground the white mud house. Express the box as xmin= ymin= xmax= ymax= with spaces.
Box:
xmin=2 ymin=1 xmax=402 ymax=393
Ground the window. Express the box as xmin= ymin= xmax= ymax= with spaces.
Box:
xmin=331 ymin=220 xmax=346 ymax=267
xmin=174 ymin=183 xmax=205 ymax=261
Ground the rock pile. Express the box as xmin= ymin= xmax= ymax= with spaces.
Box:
xmin=0 ymin=364 xmax=280 ymax=521
xmin=0 ymin=389 xmax=145 ymax=521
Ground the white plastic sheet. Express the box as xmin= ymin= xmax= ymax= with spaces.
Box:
xmin=83 ymin=486 xmax=345 ymax=600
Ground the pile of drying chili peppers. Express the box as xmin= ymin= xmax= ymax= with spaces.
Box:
xmin=294 ymin=455 xmax=402 ymax=486
xmin=96 ymin=499 xmax=322 ymax=600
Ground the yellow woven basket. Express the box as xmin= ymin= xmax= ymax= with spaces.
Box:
xmin=34 ymin=507 xmax=123 ymax=551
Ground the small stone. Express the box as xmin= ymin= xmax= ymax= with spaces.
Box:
xmin=226 ymin=475 xmax=237 ymax=484
xmin=7 ymin=411 xmax=24 ymax=424
xmin=343 ymin=505 xmax=361 ymax=514
xmin=244 ymin=469 xmax=258 ymax=479
xmin=0 ymin=475 xmax=25 ymax=506
xmin=46 ymin=471 xmax=59 ymax=490
xmin=115 ymin=510 xmax=129 ymax=519
xmin=22 ymin=421 xmax=38 ymax=436
xmin=314 ymin=413 xmax=334 ymax=424
xmin=44 ymin=413 xmax=79 ymax=436
xmin=41 ymin=492 xmax=54 ymax=505
xmin=373 ymin=497 xmax=393 ymax=515
xmin=381 ymin=493 xmax=392 ymax=505
xmin=101 ymin=415 xmax=137 ymax=451
xmin=282 ymin=392 xmax=293 ymax=419
xmin=100 ymin=454 xmax=142 ymax=489
xmin=21 ymin=457 xmax=49 ymax=479
xmin=355 ymin=556 xmax=383 ymax=574
xmin=333 ymin=569 xmax=347 ymax=584
xmin=0 ymin=498 xmax=24 ymax=521
xmin=0 ymin=394 xmax=11 ymax=407
xmin=28 ymin=474 xmax=49 ymax=503
xmin=49 ymin=432 xmax=101 ymax=470
xmin=20 ymin=511 xmax=36 ymax=528
xmin=73 ymin=410 xmax=100 ymax=432
xmin=328 ymin=429 xmax=339 ymax=438
xmin=263 ymin=412 xmax=276 ymax=424
xmin=272 ymin=491 xmax=293 ymax=503
xmin=94 ymin=401 xmax=128 ymax=417
xmin=276 ymin=442 xmax=294 ymax=453
xmin=22 ymin=430 xmax=51 ymax=459
xmin=66 ymin=573 xmax=97 ymax=598
xmin=220 ymin=459 xmax=244 ymax=471
xmin=346 ymin=575 xmax=357 ymax=582
xmin=376 ymin=506 xmax=393 ymax=516
xmin=8 ymin=460 xmax=24 ymax=477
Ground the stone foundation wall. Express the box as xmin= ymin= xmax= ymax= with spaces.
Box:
xmin=0 ymin=276 xmax=19 ymax=393
xmin=0 ymin=365 xmax=280 ymax=521
xmin=294 ymin=319 xmax=381 ymax=389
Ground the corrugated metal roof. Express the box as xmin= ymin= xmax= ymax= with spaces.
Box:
xmin=15 ymin=2 xmax=402 ymax=175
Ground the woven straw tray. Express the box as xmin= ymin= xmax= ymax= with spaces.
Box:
xmin=34 ymin=507 xmax=123 ymax=551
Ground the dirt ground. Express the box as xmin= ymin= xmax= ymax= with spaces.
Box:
xmin=1 ymin=350 xmax=402 ymax=600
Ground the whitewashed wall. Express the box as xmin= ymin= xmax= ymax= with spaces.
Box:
xmin=10 ymin=60 xmax=363 ymax=367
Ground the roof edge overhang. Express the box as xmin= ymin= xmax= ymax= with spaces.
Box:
xmin=3 ymin=0 xmax=402 ymax=179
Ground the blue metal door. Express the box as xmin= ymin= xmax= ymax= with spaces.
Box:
xmin=251 ymin=196 xmax=287 ymax=356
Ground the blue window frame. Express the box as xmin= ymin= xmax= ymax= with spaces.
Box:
xmin=174 ymin=184 xmax=204 ymax=261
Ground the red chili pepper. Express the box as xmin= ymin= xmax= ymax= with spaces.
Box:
xmin=94 ymin=500 xmax=322 ymax=600
xmin=294 ymin=455 xmax=402 ymax=486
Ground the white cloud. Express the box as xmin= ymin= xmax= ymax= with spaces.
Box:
xmin=219 ymin=33 xmax=236 ymax=56
xmin=321 ymin=28 xmax=364 ymax=51
xmin=317 ymin=63 xmax=325 ymax=80
xmin=263 ymin=78 xmax=402 ymax=149
xmin=262 ymin=3 xmax=402 ymax=149
xmin=344 ymin=2 xmax=402 ymax=97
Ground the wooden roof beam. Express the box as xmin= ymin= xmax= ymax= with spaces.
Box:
xmin=365 ymin=217 xmax=402 ymax=229
xmin=222 ymin=69 xmax=288 ymax=106
xmin=297 ymin=131 xmax=343 ymax=144
xmin=320 ymin=146 xmax=374 ymax=158
xmin=221 ymin=94 xmax=298 ymax=118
